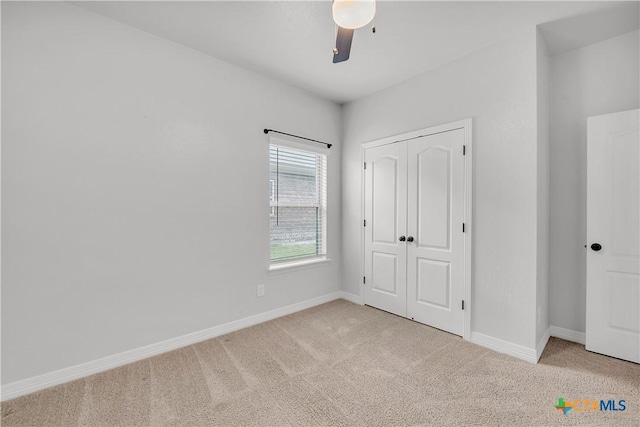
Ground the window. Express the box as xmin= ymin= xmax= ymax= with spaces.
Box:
xmin=269 ymin=140 xmax=327 ymax=264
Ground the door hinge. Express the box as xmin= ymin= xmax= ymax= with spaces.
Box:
xmin=462 ymin=223 xmax=465 ymax=233
xmin=462 ymin=300 xmax=465 ymax=310
xmin=463 ymin=145 xmax=466 ymax=155
xmin=364 ymin=219 xmax=366 ymax=227
xmin=363 ymin=276 xmax=366 ymax=284
xmin=364 ymin=162 xmax=367 ymax=169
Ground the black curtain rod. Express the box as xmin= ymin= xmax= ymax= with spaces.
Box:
xmin=263 ymin=129 xmax=332 ymax=149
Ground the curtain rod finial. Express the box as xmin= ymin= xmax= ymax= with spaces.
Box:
xmin=263 ymin=129 xmax=269 ymax=134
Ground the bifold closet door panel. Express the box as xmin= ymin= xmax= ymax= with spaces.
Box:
xmin=406 ymin=128 xmax=466 ymax=336
xmin=363 ymin=142 xmax=408 ymax=317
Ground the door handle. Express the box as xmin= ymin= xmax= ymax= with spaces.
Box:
xmin=399 ymin=236 xmax=406 ymax=242
xmin=591 ymin=243 xmax=602 ymax=252
xmin=406 ymin=236 xmax=414 ymax=242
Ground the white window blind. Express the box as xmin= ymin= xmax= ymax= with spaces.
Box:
xmin=269 ymin=142 xmax=327 ymax=263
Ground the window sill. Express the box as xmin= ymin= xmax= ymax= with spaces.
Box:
xmin=267 ymin=257 xmax=331 ymax=275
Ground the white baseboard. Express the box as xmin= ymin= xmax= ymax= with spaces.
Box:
xmin=550 ymin=325 xmax=586 ymax=345
xmin=536 ymin=326 xmax=551 ymax=361
xmin=470 ymin=332 xmax=538 ymax=364
xmin=338 ymin=291 xmax=364 ymax=305
xmin=1 ymin=291 xmax=343 ymax=402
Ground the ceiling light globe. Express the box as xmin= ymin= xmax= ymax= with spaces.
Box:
xmin=332 ymin=0 xmax=376 ymax=30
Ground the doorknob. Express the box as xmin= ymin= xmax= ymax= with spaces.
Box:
xmin=407 ymin=236 xmax=414 ymax=242
xmin=591 ymin=243 xmax=602 ymax=251
xmin=399 ymin=236 xmax=406 ymax=242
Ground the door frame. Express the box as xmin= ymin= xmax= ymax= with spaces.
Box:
xmin=360 ymin=118 xmax=473 ymax=341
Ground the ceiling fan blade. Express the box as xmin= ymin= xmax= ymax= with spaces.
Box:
xmin=333 ymin=26 xmax=354 ymax=63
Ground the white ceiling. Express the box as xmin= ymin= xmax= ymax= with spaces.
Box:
xmin=72 ymin=1 xmax=639 ymax=104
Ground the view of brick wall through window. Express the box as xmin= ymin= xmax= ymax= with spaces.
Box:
xmin=269 ymin=145 xmax=326 ymax=261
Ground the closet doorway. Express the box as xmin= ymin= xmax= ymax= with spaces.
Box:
xmin=362 ymin=119 xmax=472 ymax=337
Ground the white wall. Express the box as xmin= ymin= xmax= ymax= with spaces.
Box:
xmin=1 ymin=2 xmax=342 ymax=385
xmin=536 ymin=31 xmax=551 ymax=348
xmin=549 ymin=30 xmax=640 ymax=333
xmin=342 ymin=30 xmax=541 ymax=349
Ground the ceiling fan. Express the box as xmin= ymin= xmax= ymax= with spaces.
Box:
xmin=332 ymin=0 xmax=376 ymax=63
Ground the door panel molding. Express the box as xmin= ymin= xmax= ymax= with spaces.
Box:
xmin=416 ymin=258 xmax=451 ymax=309
xmin=416 ymin=145 xmax=451 ymax=250
xmin=371 ymin=156 xmax=399 ymax=245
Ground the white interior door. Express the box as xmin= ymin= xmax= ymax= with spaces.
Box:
xmin=364 ymin=142 xmax=407 ymax=317
xmin=586 ymin=109 xmax=640 ymax=363
xmin=406 ymin=129 xmax=465 ymax=335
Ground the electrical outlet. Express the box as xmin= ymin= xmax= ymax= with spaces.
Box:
xmin=257 ymin=284 xmax=265 ymax=297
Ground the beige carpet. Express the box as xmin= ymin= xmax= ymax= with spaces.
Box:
xmin=2 ymin=299 xmax=638 ymax=426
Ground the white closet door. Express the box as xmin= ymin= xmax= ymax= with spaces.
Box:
xmin=364 ymin=142 xmax=408 ymax=317
xmin=586 ymin=109 xmax=640 ymax=363
xmin=406 ymin=129 xmax=466 ymax=336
